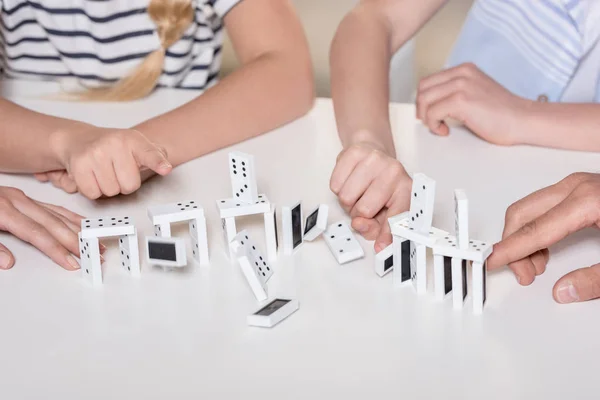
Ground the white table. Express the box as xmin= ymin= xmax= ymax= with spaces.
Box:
xmin=2 ymin=81 xmax=600 ymax=400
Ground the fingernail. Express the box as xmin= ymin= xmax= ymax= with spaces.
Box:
xmin=160 ymin=161 xmax=172 ymax=170
xmin=0 ymin=251 xmax=11 ymax=269
xmin=100 ymin=255 xmax=105 ymax=264
xmin=556 ymin=283 xmax=579 ymax=304
xmin=66 ymin=255 xmax=80 ymax=270
xmin=516 ymin=275 xmax=521 ymax=284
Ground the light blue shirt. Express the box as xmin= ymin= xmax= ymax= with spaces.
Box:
xmin=447 ymin=0 xmax=600 ymax=103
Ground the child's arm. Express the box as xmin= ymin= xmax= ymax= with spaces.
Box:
xmin=328 ymin=0 xmax=447 ymax=252
xmin=0 ymin=97 xmax=171 ymax=199
xmin=488 ymin=172 xmax=600 ymax=304
xmin=132 ymin=0 xmax=314 ymax=167
xmin=330 ymin=0 xmax=447 ymax=152
xmin=417 ymin=63 xmax=600 ymax=151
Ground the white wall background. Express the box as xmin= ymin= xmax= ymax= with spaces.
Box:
xmin=221 ymin=0 xmax=474 ymax=100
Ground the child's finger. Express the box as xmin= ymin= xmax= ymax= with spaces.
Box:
xmin=330 ymin=149 xmax=361 ymax=195
xmin=351 ymin=217 xmax=381 ymax=241
xmin=34 ymin=172 xmax=50 ymax=183
xmin=337 ymin=160 xmax=378 ymax=214
xmin=425 ymin=94 xmax=464 ymax=136
xmin=73 ymin=167 xmax=102 ymax=200
xmin=416 ymin=77 xmax=466 ymax=121
xmin=350 ymin=167 xmax=402 ymax=219
xmin=418 ymin=63 xmax=475 ymax=92
xmin=113 ymin=151 xmax=142 ymax=195
xmin=134 ymin=144 xmax=172 ymax=177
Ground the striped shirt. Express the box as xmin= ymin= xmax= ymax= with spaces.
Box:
xmin=447 ymin=0 xmax=600 ymax=102
xmin=0 ymin=0 xmax=241 ymax=90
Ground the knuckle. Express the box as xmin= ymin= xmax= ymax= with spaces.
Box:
xmin=339 ymin=194 xmax=354 ymax=208
xmin=454 ymin=77 xmax=468 ymax=90
xmin=462 ymin=62 xmax=477 ymax=74
xmin=356 ymin=203 xmax=372 ymax=218
xmin=451 ymin=92 xmax=468 ymax=105
xmin=4 ymin=187 xmax=26 ymax=200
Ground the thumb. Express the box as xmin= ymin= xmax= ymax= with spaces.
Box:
xmin=374 ymin=209 xmax=394 ymax=253
xmin=135 ymin=143 xmax=172 ymax=176
xmin=0 ymin=243 xmax=15 ymax=270
xmin=351 ymin=216 xmax=381 ymax=241
xmin=553 ymin=263 xmax=600 ymax=304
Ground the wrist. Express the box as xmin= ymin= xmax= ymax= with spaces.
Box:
xmin=49 ymin=121 xmax=93 ymax=167
xmin=510 ymin=97 xmax=537 ymax=146
xmin=346 ymin=129 xmax=396 ymax=157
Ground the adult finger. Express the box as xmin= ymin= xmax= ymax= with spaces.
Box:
xmin=12 ymin=197 xmax=82 ymax=257
xmin=425 ymin=93 xmax=465 ymax=136
xmin=502 ymin=173 xmax=585 ymax=238
xmin=418 ymin=63 xmax=476 ymax=92
xmin=1 ymin=205 xmax=79 ymax=270
xmin=553 ymin=263 xmax=600 ymax=304
xmin=488 ymin=195 xmax=592 ymax=270
xmin=112 ymin=150 xmax=142 ymax=195
xmin=134 ymin=144 xmax=172 ymax=177
xmin=417 ymin=77 xmax=467 ymax=121
xmin=530 ymin=248 xmax=550 ymax=276
xmin=0 ymin=242 xmax=15 ymax=270
xmin=37 ymin=202 xmax=84 ymax=225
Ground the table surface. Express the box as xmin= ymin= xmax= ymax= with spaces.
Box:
xmin=2 ymin=80 xmax=600 ymax=400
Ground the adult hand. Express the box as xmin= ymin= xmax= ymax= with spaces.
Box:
xmin=50 ymin=127 xmax=172 ymax=199
xmin=0 ymin=186 xmax=104 ymax=270
xmin=416 ymin=63 xmax=528 ymax=146
xmin=487 ymin=173 xmax=600 ymax=304
xmin=330 ymin=138 xmax=412 ymax=252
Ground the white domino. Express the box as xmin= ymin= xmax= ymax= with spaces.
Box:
xmin=147 ymin=201 xmax=209 ymax=265
xmin=264 ymin=205 xmax=279 ymax=261
xmin=282 ymin=202 xmax=303 ymax=255
xmin=79 ymin=233 xmax=102 ymax=286
xmin=146 ymin=236 xmax=187 ymax=268
xmin=434 ymin=254 xmax=453 ymax=301
xmin=375 ymin=243 xmax=394 ymax=277
xmin=81 ymin=217 xmax=134 ymax=239
xmin=451 ymin=257 xmax=468 ymax=309
xmin=247 ymin=298 xmax=299 ymax=328
xmin=392 ymin=236 xmax=411 ymax=287
xmin=216 ymin=194 xmax=270 ymax=218
xmin=148 ymin=200 xmax=204 ymax=225
xmin=230 ymin=230 xmax=273 ymax=302
xmin=303 ymin=204 xmax=328 ymax=241
xmin=323 ymin=221 xmax=364 ymax=264
xmin=472 ymin=261 xmax=487 ymax=314
xmin=118 ymin=230 xmax=140 ymax=277
xmin=228 ymin=151 xmax=259 ymax=204
xmin=389 ymin=215 xmax=448 ymax=247
xmin=432 ymin=234 xmax=492 ymax=263
xmin=410 ymin=242 xmax=427 ymax=294
xmin=454 ymin=189 xmax=469 ymax=250
xmin=407 ymin=173 xmax=436 ymax=234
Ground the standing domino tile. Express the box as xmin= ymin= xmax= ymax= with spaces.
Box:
xmin=228 ymin=151 xmax=259 ymax=204
xmin=247 ymin=298 xmax=299 ymax=328
xmin=407 ymin=173 xmax=436 ymax=234
xmin=410 ymin=242 xmax=427 ymax=294
xmin=451 ymin=257 xmax=468 ymax=309
xmin=79 ymin=233 xmax=102 ymax=286
xmin=434 ymin=254 xmax=453 ymax=301
xmin=392 ymin=236 xmax=412 ymax=287
xmin=264 ymin=205 xmax=279 ymax=261
xmin=472 ymin=261 xmax=487 ymax=314
xmin=146 ymin=236 xmax=187 ymax=268
xmin=323 ymin=221 xmax=364 ymax=264
xmin=282 ymin=202 xmax=303 ymax=255
xmin=454 ymin=189 xmax=469 ymax=250
xmin=147 ymin=201 xmax=209 ymax=265
xmin=222 ymin=217 xmax=237 ymax=258
xmin=375 ymin=243 xmax=394 ymax=277
xmin=118 ymin=230 xmax=140 ymax=277
xmin=216 ymin=195 xmax=270 ymax=219
xmin=230 ymin=230 xmax=273 ymax=302
xmin=303 ymin=204 xmax=329 ymax=241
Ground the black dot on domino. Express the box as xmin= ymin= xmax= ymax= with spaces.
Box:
xmin=243 ymin=174 xmax=247 ymax=178
xmin=244 ymin=184 xmax=248 ymax=188
xmin=255 ymin=262 xmax=259 ymax=266
xmin=242 ymin=161 xmax=245 ymax=166
xmin=233 ymin=170 xmax=237 ymax=175
xmin=128 ymin=267 xmax=130 ymax=271
xmin=422 ymin=185 xmax=425 ymax=189
xmin=86 ymin=225 xmax=90 ymax=228
xmin=118 ymin=220 xmax=122 ymax=223
xmin=339 ymin=249 xmax=344 ymax=253
xmin=190 ymin=201 xmax=194 ymax=204
xmin=245 ymin=236 xmax=249 ymax=239
xmin=86 ymin=269 xmax=89 ymax=274
xmin=338 ymin=223 xmax=342 ymax=227
xmin=346 ymin=238 xmax=350 ymax=241
xmin=330 ymin=235 xmax=335 ymax=239
xmin=178 ymin=203 xmax=182 ymax=206
xmin=221 ymin=200 xmax=225 ymax=203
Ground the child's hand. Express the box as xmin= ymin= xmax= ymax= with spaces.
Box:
xmin=487 ymin=172 xmax=600 ymax=304
xmin=0 ymin=186 xmax=105 ymax=270
xmin=330 ymin=140 xmax=412 ymax=252
xmin=51 ymin=127 xmax=172 ymax=199
xmin=416 ymin=63 xmax=528 ymax=146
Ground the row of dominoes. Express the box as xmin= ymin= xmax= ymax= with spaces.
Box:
xmin=375 ymin=173 xmax=491 ymax=314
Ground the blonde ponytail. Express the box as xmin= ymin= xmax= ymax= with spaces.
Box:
xmin=72 ymin=0 xmax=194 ymax=102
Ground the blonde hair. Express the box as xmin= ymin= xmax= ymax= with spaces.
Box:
xmin=74 ymin=0 xmax=194 ymax=101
